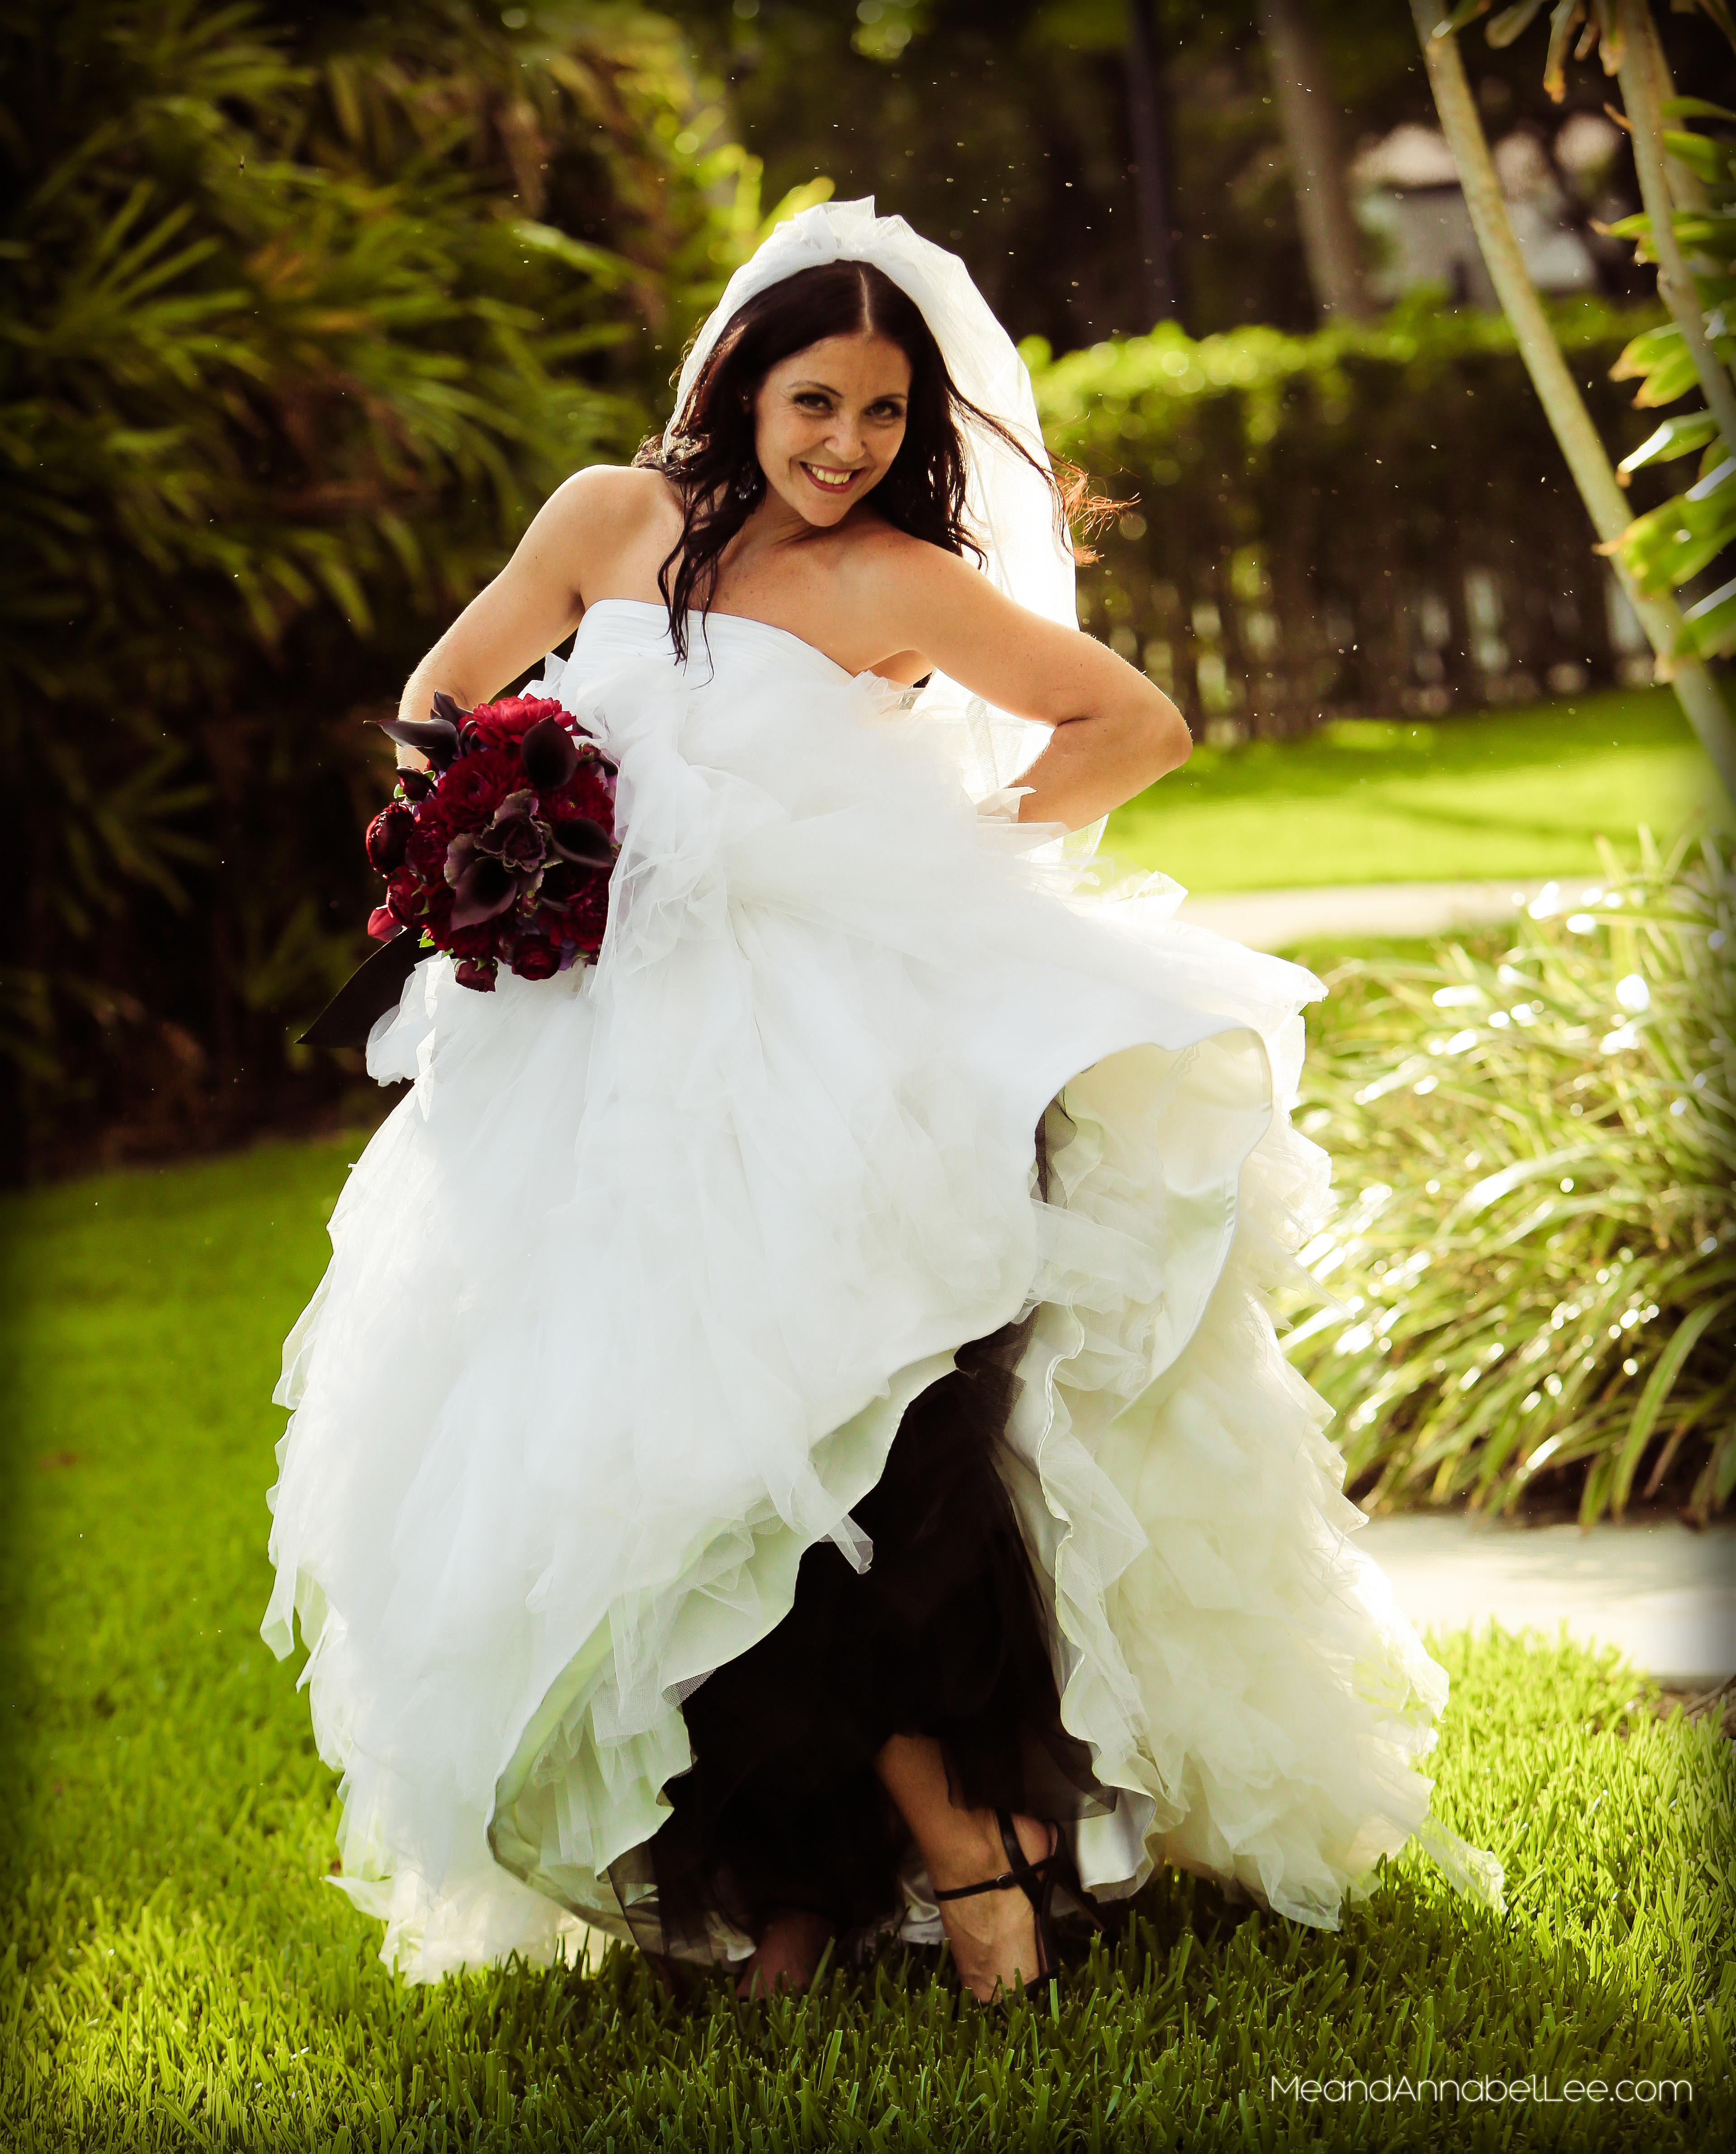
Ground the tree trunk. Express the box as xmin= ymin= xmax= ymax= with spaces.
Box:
xmin=1124 ymin=0 xmax=1181 ymax=326
xmin=1410 ymin=0 xmax=1736 ymax=802
xmin=1255 ymin=0 xmax=1372 ymax=322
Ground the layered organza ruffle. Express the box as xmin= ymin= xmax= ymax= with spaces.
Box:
xmin=263 ymin=600 xmax=1500 ymax=1981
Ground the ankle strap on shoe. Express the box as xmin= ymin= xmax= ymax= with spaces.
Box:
xmin=931 ymin=1813 xmax=1056 ymax=1904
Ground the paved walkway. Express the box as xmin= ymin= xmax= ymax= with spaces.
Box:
xmin=1359 ymin=1513 xmax=1736 ymax=1686
xmin=1178 ymin=874 xmax=1606 ymax=951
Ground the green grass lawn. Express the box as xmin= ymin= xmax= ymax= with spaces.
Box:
xmin=3 ymin=1142 xmax=1732 ymax=2149
xmin=1107 ymin=686 xmax=1730 ymax=893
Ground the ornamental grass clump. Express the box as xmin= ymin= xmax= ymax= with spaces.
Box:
xmin=1288 ymin=830 xmax=1734 ymax=1525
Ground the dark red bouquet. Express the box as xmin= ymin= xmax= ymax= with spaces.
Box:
xmin=364 ymin=693 xmax=618 ymax=993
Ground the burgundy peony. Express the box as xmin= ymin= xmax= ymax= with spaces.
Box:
xmin=465 ymin=694 xmax=566 ymax=751
xmin=438 ymin=747 xmax=519 ymax=818
xmin=363 ymin=692 xmax=618 ymax=992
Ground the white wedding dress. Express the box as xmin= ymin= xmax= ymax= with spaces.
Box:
xmin=263 ymin=597 xmax=1502 ymax=1981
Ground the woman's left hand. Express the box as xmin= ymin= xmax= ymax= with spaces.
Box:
xmin=859 ymin=538 xmax=1193 ymax=830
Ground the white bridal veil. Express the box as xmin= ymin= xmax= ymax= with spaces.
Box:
xmin=665 ymin=196 xmax=1080 ymax=800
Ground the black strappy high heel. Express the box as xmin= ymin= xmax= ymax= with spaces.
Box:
xmin=932 ymin=1809 xmax=1102 ymax=1994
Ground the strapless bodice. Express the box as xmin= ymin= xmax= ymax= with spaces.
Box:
xmin=566 ymin=597 xmax=906 ymax=705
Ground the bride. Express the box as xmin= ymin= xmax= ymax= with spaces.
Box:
xmin=263 ymin=198 xmax=1501 ymax=2004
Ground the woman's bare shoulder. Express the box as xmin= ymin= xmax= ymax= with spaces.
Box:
xmin=840 ymin=515 xmax=965 ymax=592
xmin=849 ymin=512 xmax=945 ymax=562
xmin=844 ymin=520 xmax=990 ymax=617
xmin=528 ymin=464 xmax=681 ymax=599
xmin=543 ymin=462 xmax=677 ymax=528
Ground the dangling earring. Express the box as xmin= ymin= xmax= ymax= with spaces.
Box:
xmin=733 ymin=461 xmax=762 ymax=504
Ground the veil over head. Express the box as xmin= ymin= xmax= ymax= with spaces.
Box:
xmin=665 ymin=197 xmax=1078 ymax=799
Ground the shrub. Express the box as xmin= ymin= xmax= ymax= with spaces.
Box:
xmin=1027 ymin=295 xmax=1671 ymax=739
xmin=1288 ymin=830 xmax=1735 ymax=1524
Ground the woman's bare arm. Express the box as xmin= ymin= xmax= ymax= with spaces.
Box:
xmin=390 ymin=466 xmax=660 ymax=762
xmin=868 ymin=542 xmax=1191 ymax=829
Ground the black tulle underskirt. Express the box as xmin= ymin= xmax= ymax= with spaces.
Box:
xmin=607 ymin=1300 xmax=1109 ymax=1958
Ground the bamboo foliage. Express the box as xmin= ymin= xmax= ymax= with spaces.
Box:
xmin=0 ymin=0 xmax=764 ymax=1172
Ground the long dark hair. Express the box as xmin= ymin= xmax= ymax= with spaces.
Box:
xmin=634 ymin=260 xmax=1106 ymax=663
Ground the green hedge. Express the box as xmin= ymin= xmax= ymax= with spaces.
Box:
xmin=1028 ymin=296 xmax=1670 ymax=738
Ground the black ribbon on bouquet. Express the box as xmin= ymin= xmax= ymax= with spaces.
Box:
xmin=299 ymin=704 xmax=457 ymax=1053
xmin=298 ymin=927 xmax=425 ymax=1053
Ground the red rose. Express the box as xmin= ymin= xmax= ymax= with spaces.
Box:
xmin=537 ymin=855 xmax=609 ymax=911
xmin=367 ymin=905 xmax=400 ymax=941
xmin=420 ymin=886 xmax=455 ymax=940
xmin=508 ymin=935 xmax=561 ymax=981
xmin=366 ymin=800 xmax=415 ymax=874
xmin=385 ymin=870 xmax=423 ymax=927
xmin=403 ymin=813 xmax=453 ymax=884
xmin=454 ymin=957 xmax=497 ymax=991
xmin=445 ymin=916 xmax=501 ymax=963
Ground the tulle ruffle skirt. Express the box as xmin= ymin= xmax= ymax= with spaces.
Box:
xmin=263 ymin=607 xmax=1501 ymax=1979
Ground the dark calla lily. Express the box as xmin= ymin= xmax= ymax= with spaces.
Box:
xmin=549 ymin=817 xmax=614 ymax=867
xmin=449 ymin=854 xmax=518 ymax=929
xmin=376 ymin=714 xmax=460 ymax=768
xmin=520 ymin=716 xmax=580 ymax=793
xmin=398 ymin=766 xmax=434 ymax=801
xmin=443 ymin=832 xmax=477 ymax=888
xmin=430 ymin=691 xmax=470 ymax=727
